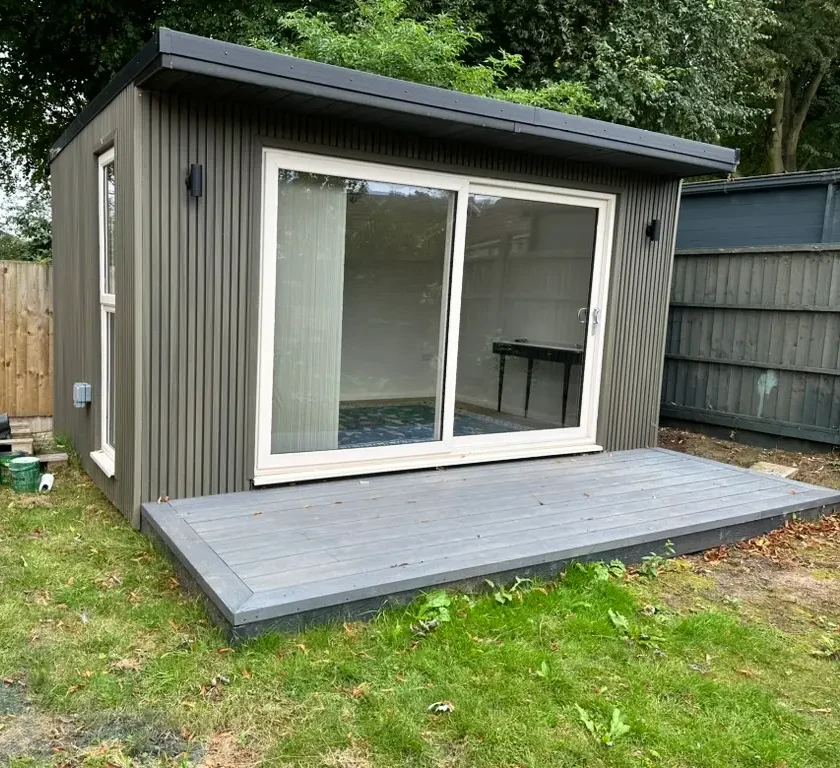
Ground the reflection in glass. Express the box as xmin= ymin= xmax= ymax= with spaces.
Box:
xmin=103 ymin=161 xmax=116 ymax=294
xmin=269 ymin=171 xmax=454 ymax=454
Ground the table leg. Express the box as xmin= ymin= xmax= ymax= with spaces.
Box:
xmin=497 ymin=354 xmax=506 ymax=412
xmin=562 ymin=360 xmax=572 ymax=425
xmin=524 ymin=357 xmax=534 ymax=418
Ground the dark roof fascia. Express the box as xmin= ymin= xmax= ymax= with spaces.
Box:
xmin=50 ymin=32 xmax=162 ymax=160
xmin=52 ymin=28 xmax=740 ymax=177
xmin=683 ymin=167 xmax=840 ymax=196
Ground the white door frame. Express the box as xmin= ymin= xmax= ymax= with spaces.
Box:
xmin=253 ymin=147 xmax=615 ymax=485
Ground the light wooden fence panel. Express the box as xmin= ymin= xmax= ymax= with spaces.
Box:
xmin=0 ymin=261 xmax=53 ymax=416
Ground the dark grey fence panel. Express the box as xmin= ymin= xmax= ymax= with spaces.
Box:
xmin=661 ymin=245 xmax=840 ymax=445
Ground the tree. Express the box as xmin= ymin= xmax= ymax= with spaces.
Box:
xmin=764 ymin=1 xmax=840 ymax=173
xmin=0 ymin=188 xmax=51 ymax=261
xmin=252 ymin=0 xmax=594 ymax=115
xmin=417 ymin=0 xmax=774 ymax=145
xmin=0 ymin=0 xmax=331 ymax=190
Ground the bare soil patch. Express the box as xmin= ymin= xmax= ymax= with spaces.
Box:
xmin=660 ymin=426 xmax=840 ymax=489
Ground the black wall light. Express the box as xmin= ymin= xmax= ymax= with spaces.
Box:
xmin=645 ymin=218 xmax=661 ymax=242
xmin=186 ymin=164 xmax=204 ymax=198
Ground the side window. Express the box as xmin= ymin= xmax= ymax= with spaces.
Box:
xmin=92 ymin=148 xmax=116 ymax=476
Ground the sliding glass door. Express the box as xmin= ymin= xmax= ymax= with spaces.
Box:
xmin=453 ymin=190 xmax=598 ymax=439
xmin=255 ymin=149 xmax=614 ymax=482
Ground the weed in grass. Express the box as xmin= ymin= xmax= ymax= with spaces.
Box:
xmin=639 ymin=540 xmax=676 ymax=579
xmin=590 ymin=559 xmax=627 ymax=582
xmin=484 ymin=575 xmax=533 ymax=604
xmin=574 ymin=704 xmax=632 ymax=747
xmin=411 ymin=590 xmax=452 ymax=633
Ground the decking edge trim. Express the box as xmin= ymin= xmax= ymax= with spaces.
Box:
xmin=141 ymin=501 xmax=253 ymax=623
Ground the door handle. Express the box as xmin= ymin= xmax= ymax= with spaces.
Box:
xmin=592 ymin=307 xmax=601 ymax=326
xmin=577 ymin=307 xmax=588 ymax=324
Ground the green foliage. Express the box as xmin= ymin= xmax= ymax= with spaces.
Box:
xmin=574 ymin=704 xmax=632 ymax=747
xmin=413 ymin=589 xmax=452 ymax=623
xmin=608 ymin=608 xmax=630 ymax=633
xmin=420 ymin=0 xmax=774 ymax=143
xmin=0 ymin=187 xmax=51 ymax=261
xmin=4 ymin=0 xmax=840 ymax=189
xmin=252 ymin=0 xmax=593 ymax=116
xmin=484 ymin=575 xmax=532 ymax=604
xmin=589 ymin=559 xmax=627 ymax=582
xmin=639 ymin=540 xmax=676 ymax=579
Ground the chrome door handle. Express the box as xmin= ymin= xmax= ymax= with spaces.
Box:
xmin=577 ymin=307 xmax=588 ymax=324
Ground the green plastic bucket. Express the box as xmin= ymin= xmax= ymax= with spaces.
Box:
xmin=0 ymin=451 xmax=25 ymax=486
xmin=9 ymin=456 xmax=41 ymax=493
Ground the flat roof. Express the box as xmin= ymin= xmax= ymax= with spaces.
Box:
xmin=684 ymin=167 xmax=840 ymax=195
xmin=52 ymin=28 xmax=739 ymax=178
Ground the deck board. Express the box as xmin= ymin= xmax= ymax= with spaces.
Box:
xmin=140 ymin=448 xmax=840 ymax=638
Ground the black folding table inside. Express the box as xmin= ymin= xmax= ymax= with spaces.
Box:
xmin=492 ymin=341 xmax=584 ymax=422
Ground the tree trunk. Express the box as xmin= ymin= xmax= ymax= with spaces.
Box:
xmin=767 ymin=75 xmax=787 ymax=174
xmin=783 ymin=66 xmax=827 ymax=172
xmin=766 ymin=65 xmax=829 ymax=174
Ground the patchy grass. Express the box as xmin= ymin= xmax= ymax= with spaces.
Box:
xmin=2 ymin=455 xmax=840 ymax=767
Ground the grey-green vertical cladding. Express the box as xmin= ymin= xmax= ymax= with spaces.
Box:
xmin=139 ymin=90 xmax=681 ymax=506
xmin=52 ymin=86 xmax=141 ymax=519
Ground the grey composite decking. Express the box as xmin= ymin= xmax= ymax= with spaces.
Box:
xmin=140 ymin=448 xmax=840 ymax=638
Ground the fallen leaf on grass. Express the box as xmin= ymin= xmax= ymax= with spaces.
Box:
xmin=736 ymin=668 xmax=757 ymax=678
xmin=217 ymin=647 xmax=234 ymax=654
xmin=350 ymin=683 xmax=369 ymax=699
xmin=241 ymin=667 xmax=251 ymax=680
xmin=94 ymin=572 xmax=123 ymax=589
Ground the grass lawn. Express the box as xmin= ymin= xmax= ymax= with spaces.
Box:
xmin=3 ymin=434 xmax=840 ymax=767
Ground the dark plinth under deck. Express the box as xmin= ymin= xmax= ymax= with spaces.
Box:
xmin=140 ymin=448 xmax=840 ymax=639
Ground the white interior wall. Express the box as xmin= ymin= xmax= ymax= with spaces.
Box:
xmin=339 ymin=191 xmax=449 ymax=402
xmin=336 ymin=194 xmax=598 ymax=425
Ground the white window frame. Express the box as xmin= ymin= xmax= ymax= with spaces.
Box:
xmin=90 ymin=147 xmax=116 ymax=478
xmin=254 ymin=147 xmax=615 ymax=485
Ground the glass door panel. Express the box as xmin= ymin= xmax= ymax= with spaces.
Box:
xmin=267 ymin=169 xmax=455 ymax=455
xmin=454 ymin=194 xmax=598 ymax=436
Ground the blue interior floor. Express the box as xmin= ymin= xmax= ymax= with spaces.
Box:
xmin=338 ymin=400 xmax=529 ymax=447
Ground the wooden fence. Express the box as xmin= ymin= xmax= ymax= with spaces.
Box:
xmin=0 ymin=260 xmax=53 ymax=416
xmin=661 ymin=244 xmax=840 ymax=445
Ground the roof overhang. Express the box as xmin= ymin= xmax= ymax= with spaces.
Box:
xmin=52 ymin=29 xmax=740 ymax=178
